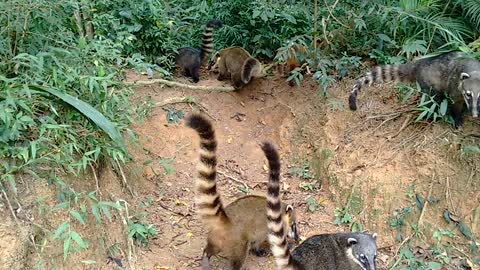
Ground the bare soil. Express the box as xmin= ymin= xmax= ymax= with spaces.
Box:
xmin=1 ymin=69 xmax=479 ymax=270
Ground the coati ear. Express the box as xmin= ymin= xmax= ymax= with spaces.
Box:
xmin=347 ymin=238 xmax=358 ymax=246
xmin=286 ymin=204 xmax=294 ymax=213
xmin=461 ymin=72 xmax=470 ymax=80
xmin=372 ymin=233 xmax=377 ymax=239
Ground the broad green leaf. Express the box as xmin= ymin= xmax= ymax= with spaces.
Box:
xmin=28 ymin=85 xmax=125 ymax=148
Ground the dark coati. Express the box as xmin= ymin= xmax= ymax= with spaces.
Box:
xmin=175 ymin=19 xmax=222 ymax=83
xmin=186 ymin=113 xmax=299 ymax=270
xmin=262 ymin=142 xmax=377 ymax=270
xmin=348 ymin=51 xmax=480 ymax=127
xmin=209 ymin=47 xmax=263 ymax=89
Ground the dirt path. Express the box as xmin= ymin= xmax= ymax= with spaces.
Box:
xmin=3 ymin=71 xmax=478 ymax=270
xmin=125 ymin=72 xmax=480 ymax=270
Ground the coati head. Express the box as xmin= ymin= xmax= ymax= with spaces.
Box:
xmin=346 ymin=233 xmax=377 ymax=270
xmin=460 ymin=71 xmax=480 ymax=118
xmin=283 ymin=204 xmax=300 ymax=244
xmin=208 ymin=52 xmax=220 ymax=72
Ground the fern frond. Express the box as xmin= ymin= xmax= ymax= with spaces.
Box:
xmin=462 ymin=0 xmax=480 ymax=31
xmin=426 ymin=13 xmax=474 ymax=43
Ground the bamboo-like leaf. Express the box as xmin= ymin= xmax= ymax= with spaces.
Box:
xmin=28 ymin=85 xmax=125 ymax=148
xmin=53 ymin=221 xmax=70 ymax=240
xmin=70 ymin=231 xmax=87 ymax=249
xmin=69 ymin=210 xmax=85 ymax=225
xmin=63 ymin=236 xmax=71 ymax=261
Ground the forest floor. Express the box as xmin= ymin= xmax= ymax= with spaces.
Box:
xmin=1 ymin=69 xmax=480 ymax=270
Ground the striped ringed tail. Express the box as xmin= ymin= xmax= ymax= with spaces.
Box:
xmin=186 ymin=113 xmax=229 ymax=228
xmin=349 ymin=65 xmax=404 ymax=111
xmin=262 ymin=142 xmax=294 ymax=270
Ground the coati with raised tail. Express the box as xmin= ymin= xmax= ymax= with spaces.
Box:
xmin=186 ymin=113 xmax=299 ymax=270
xmin=208 ymin=47 xmax=263 ymax=89
xmin=175 ymin=19 xmax=222 ymax=83
xmin=348 ymin=51 xmax=480 ymax=127
xmin=262 ymin=142 xmax=377 ymax=270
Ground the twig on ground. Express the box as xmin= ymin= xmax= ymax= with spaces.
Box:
xmin=388 ymin=114 xmax=412 ymax=140
xmin=89 ymin=163 xmax=101 ymax=196
xmin=115 ymin=159 xmax=135 ymax=197
xmin=126 ymin=78 xmax=235 ymax=92
xmin=372 ymin=113 xmax=402 ymax=132
xmin=109 ymin=195 xmax=135 ymax=270
xmin=156 ymin=97 xmax=217 ymax=121
xmin=158 ymin=203 xmax=189 ymax=217
xmin=217 ymin=170 xmax=250 ymax=190
xmin=418 ymin=180 xmax=434 ymax=226
xmin=1 ymin=189 xmax=19 ymax=225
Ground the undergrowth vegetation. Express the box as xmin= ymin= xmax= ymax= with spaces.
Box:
xmin=1 ymin=0 xmax=479 ymax=268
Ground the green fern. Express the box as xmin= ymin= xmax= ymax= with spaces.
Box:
xmin=462 ymin=0 xmax=480 ymax=31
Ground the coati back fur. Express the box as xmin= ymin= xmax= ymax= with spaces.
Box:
xmin=175 ymin=19 xmax=222 ymax=83
xmin=186 ymin=114 xmax=299 ymax=270
xmin=209 ymin=47 xmax=263 ymax=89
xmin=349 ymin=51 xmax=480 ymax=127
xmin=262 ymin=142 xmax=377 ymax=270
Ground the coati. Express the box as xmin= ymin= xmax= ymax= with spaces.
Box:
xmin=208 ymin=47 xmax=263 ymax=89
xmin=275 ymin=43 xmax=308 ymax=77
xmin=186 ymin=113 xmax=299 ymax=270
xmin=175 ymin=19 xmax=222 ymax=83
xmin=262 ymin=142 xmax=377 ymax=270
xmin=348 ymin=51 xmax=480 ymax=127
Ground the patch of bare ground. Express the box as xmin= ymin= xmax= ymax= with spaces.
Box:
xmin=1 ymin=68 xmax=479 ymax=270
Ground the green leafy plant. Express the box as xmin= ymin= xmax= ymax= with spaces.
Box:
xmin=126 ymin=220 xmax=158 ymax=247
xmin=305 ymin=197 xmax=320 ymax=213
xmin=288 ymin=163 xmax=312 ymax=179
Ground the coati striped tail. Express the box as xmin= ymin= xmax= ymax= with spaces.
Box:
xmin=241 ymin=58 xmax=260 ymax=84
xmin=262 ymin=142 xmax=294 ymax=270
xmin=186 ymin=114 xmax=229 ymax=229
xmin=348 ymin=64 xmax=416 ymax=111
xmin=200 ymin=19 xmax=222 ymax=61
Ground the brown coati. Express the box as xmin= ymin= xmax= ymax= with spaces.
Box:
xmin=175 ymin=19 xmax=222 ymax=83
xmin=348 ymin=51 xmax=480 ymax=127
xmin=262 ymin=142 xmax=377 ymax=270
xmin=186 ymin=113 xmax=299 ymax=270
xmin=208 ymin=47 xmax=263 ymax=89
xmin=275 ymin=43 xmax=308 ymax=76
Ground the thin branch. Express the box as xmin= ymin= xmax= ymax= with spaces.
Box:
xmin=155 ymin=97 xmax=217 ymax=121
xmin=73 ymin=9 xmax=84 ymax=38
xmin=115 ymin=159 xmax=134 ymax=197
xmin=323 ymin=0 xmax=348 ymax=28
xmin=1 ymin=189 xmax=19 ymax=225
xmin=88 ymin=162 xmax=101 ymax=196
xmin=126 ymin=78 xmax=236 ymax=92
xmin=217 ymin=170 xmax=250 ymax=190
xmin=418 ymin=179 xmax=435 ymax=226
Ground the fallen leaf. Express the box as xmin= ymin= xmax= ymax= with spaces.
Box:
xmin=227 ymin=137 xmax=233 ymax=144
xmin=263 ymin=164 xmax=268 ymax=171
xmin=283 ymin=182 xmax=290 ymax=191
xmin=317 ymin=197 xmax=327 ymax=206
xmin=186 ymin=232 xmax=193 ymax=237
